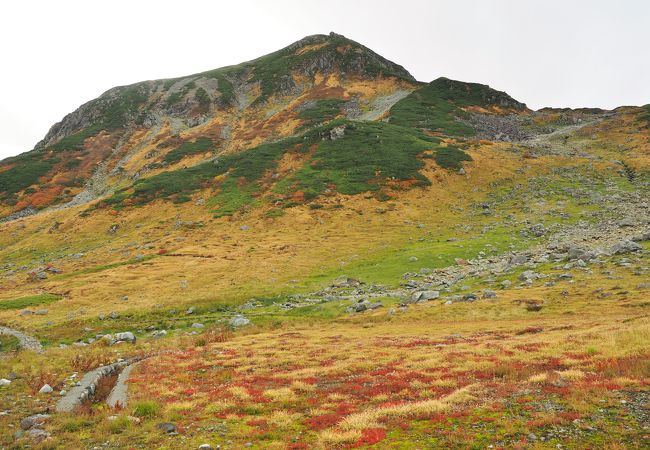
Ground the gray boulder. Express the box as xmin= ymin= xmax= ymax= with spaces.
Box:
xmin=230 ymin=316 xmax=250 ymax=328
xmin=410 ymin=290 xmax=440 ymax=303
xmin=610 ymin=240 xmax=643 ymax=255
xmin=482 ymin=289 xmax=497 ymax=299
xmin=114 ymin=332 xmax=136 ymax=344
xmin=157 ymin=422 xmax=177 ymax=434
xmin=518 ymin=270 xmax=540 ymax=281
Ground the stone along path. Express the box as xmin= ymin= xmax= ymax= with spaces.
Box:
xmin=106 ymin=360 xmax=142 ymax=408
xmin=0 ymin=326 xmax=43 ymax=352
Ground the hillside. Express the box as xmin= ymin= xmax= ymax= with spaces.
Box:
xmin=0 ymin=33 xmax=649 ymax=449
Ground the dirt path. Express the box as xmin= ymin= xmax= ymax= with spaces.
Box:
xmin=0 ymin=325 xmax=43 ymax=352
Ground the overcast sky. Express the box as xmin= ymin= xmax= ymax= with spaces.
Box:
xmin=1 ymin=0 xmax=649 ymax=159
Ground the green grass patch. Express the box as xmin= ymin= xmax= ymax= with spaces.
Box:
xmin=163 ymin=137 xmax=214 ymax=164
xmin=0 ymin=334 xmax=21 ymax=352
xmin=53 ymin=255 xmax=156 ymax=281
xmin=108 ymin=415 xmax=132 ymax=433
xmin=209 ymin=179 xmax=259 ymax=218
xmin=0 ymin=293 xmax=62 ymax=311
xmin=132 ymin=400 xmax=160 ymax=418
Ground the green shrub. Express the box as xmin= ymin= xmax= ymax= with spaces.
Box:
xmin=389 ymin=77 xmax=524 ymax=137
xmin=108 ymin=415 xmax=131 ymax=433
xmin=0 ymin=152 xmax=54 ymax=195
xmin=49 ymin=125 xmax=102 ymax=152
xmin=132 ymin=400 xmax=160 ymax=418
xmin=165 ymin=91 xmax=182 ymax=108
xmin=195 ymin=87 xmax=210 ymax=111
xmin=101 ymin=84 xmax=150 ymax=130
xmin=163 ymin=137 xmax=214 ymax=164
xmin=434 ymin=145 xmax=472 ymax=170
xmin=64 ymin=159 xmax=82 ymax=169
xmin=298 ymin=99 xmax=345 ymax=127
xmin=60 ymin=418 xmax=90 ymax=432
xmin=278 ymin=120 xmax=434 ymax=196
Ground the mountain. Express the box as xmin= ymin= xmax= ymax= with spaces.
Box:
xmin=0 ymin=33 xmax=649 ymax=449
xmin=0 ymin=32 xmax=547 ymax=221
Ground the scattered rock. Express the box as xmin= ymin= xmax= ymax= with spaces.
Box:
xmin=410 ymin=290 xmax=440 ymax=303
xmin=530 ymin=223 xmax=546 ymax=237
xmin=461 ymin=293 xmax=478 ymax=302
xmin=329 ymin=125 xmax=346 ymax=140
xmin=25 ymin=428 xmax=51 ymax=443
xmin=230 ymin=316 xmax=250 ymax=328
xmin=518 ymin=270 xmax=540 ymax=282
xmin=482 ymin=289 xmax=497 ymax=299
xmin=157 ymin=422 xmax=177 ymax=434
xmin=114 ymin=332 xmax=136 ymax=344
xmin=191 ymin=323 xmax=204 ymax=329
xmin=38 ymin=384 xmax=53 ymax=394
xmin=20 ymin=413 xmax=50 ymax=430
xmin=610 ymin=240 xmax=642 ymax=254
xmin=526 ymin=303 xmax=543 ymax=312
xmin=0 ymin=379 xmax=11 ymax=386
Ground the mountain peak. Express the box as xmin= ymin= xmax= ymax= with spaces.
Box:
xmin=239 ymin=31 xmax=417 ymax=99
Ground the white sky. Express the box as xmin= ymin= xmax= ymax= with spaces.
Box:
xmin=1 ymin=0 xmax=649 ymax=159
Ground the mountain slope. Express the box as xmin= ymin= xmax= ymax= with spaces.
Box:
xmin=0 ymin=33 xmax=649 ymax=449
xmin=0 ymin=33 xmax=419 ymax=219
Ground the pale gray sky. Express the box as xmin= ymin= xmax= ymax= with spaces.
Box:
xmin=1 ymin=0 xmax=649 ymax=159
